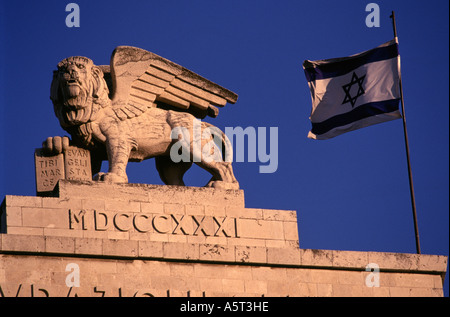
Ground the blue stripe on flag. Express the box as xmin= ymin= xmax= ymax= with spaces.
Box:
xmin=310 ymin=99 xmax=401 ymax=136
xmin=304 ymin=42 xmax=398 ymax=82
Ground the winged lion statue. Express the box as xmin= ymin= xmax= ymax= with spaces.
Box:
xmin=44 ymin=46 xmax=239 ymax=190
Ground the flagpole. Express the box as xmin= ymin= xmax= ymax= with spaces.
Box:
xmin=390 ymin=11 xmax=421 ymax=254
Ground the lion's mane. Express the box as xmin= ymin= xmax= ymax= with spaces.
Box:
xmin=50 ymin=56 xmax=110 ymax=129
xmin=50 ymin=56 xmax=111 ymax=148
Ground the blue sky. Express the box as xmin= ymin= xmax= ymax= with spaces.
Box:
xmin=1 ymin=0 xmax=448 ymax=296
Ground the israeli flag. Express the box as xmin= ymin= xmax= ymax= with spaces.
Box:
xmin=303 ymin=39 xmax=402 ymax=140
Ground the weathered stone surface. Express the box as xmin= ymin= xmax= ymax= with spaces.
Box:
xmin=0 ymin=239 xmax=446 ymax=297
xmin=55 ymin=180 xmax=245 ymax=207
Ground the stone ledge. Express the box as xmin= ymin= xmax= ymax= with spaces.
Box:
xmin=54 ymin=180 xmax=245 ymax=207
xmin=1 ymin=234 xmax=447 ymax=277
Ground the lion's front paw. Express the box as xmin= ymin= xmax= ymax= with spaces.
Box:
xmin=42 ymin=136 xmax=71 ymax=155
xmin=93 ymin=172 xmax=128 ymax=184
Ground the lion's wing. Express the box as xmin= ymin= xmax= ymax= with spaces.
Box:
xmin=108 ymin=46 xmax=238 ymax=120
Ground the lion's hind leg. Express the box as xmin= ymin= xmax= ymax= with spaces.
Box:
xmin=196 ymin=160 xmax=239 ymax=190
xmin=195 ymin=124 xmax=239 ymax=190
xmin=155 ymin=156 xmax=192 ymax=186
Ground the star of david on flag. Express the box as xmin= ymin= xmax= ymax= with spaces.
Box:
xmin=303 ymin=39 xmax=402 ymax=140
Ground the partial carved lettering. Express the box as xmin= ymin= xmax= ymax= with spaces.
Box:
xmin=94 ymin=210 xmax=108 ymax=231
xmin=152 ymin=215 xmax=170 ymax=234
xmin=192 ymin=216 xmax=211 ymax=236
xmin=69 ymin=209 xmax=86 ymax=230
xmin=171 ymin=214 xmax=190 ymax=235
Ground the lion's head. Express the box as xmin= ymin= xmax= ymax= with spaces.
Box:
xmin=50 ymin=56 xmax=110 ymax=128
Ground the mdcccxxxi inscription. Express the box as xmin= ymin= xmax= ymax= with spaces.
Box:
xmin=69 ymin=210 xmax=239 ymax=238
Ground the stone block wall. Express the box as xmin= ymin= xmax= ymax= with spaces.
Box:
xmin=0 ymin=180 xmax=447 ymax=297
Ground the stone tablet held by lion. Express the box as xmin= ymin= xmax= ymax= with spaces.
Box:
xmin=47 ymin=46 xmax=239 ymax=189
